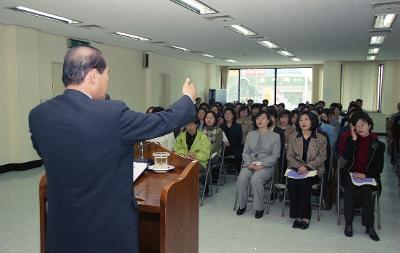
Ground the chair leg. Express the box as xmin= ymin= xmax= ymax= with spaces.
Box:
xmin=281 ymin=180 xmax=287 ymax=217
xmin=200 ymin=164 xmax=211 ymax=206
xmin=377 ymin=194 xmax=381 ymax=230
xmin=318 ymin=178 xmax=324 ymax=222
xmin=266 ymin=181 xmax=273 ymax=214
xmin=209 ymin=167 xmax=213 ymax=196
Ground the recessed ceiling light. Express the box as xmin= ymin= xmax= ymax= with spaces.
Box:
xmin=370 ymin=36 xmax=385 ymax=45
xmin=112 ymin=32 xmax=150 ymax=41
xmin=277 ymin=50 xmax=294 ymax=57
xmin=258 ymin=40 xmax=280 ymax=49
xmin=291 ymin=58 xmax=301 ymax=62
xmin=201 ymin=54 xmax=214 ymax=58
xmin=225 ymin=59 xmax=238 ymax=63
xmin=226 ymin=25 xmax=257 ymax=36
xmin=170 ymin=45 xmax=191 ymax=52
xmin=373 ymin=14 xmax=397 ymax=29
xmin=367 ymin=55 xmax=376 ymax=60
xmin=10 ymin=6 xmax=80 ymax=24
xmin=368 ymin=48 xmax=380 ymax=54
xmin=170 ymin=0 xmax=218 ymax=15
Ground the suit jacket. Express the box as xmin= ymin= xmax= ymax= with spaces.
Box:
xmin=29 ymin=89 xmax=195 ymax=253
xmin=286 ymin=131 xmax=327 ymax=176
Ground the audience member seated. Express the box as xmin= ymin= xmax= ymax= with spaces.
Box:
xmin=286 ymin=111 xmax=327 ymax=230
xmin=221 ymin=107 xmax=243 ymax=173
xmin=319 ymin=109 xmax=336 ymax=151
xmin=290 ymin=110 xmax=299 ymax=133
xmin=251 ymin=104 xmax=261 ymax=121
xmin=197 ymin=108 xmax=206 ymax=129
xmin=236 ymin=106 xmax=254 ymax=147
xmin=147 ymin=106 xmax=176 ymax=151
xmin=279 ymin=110 xmax=294 ymax=144
xmin=340 ymin=112 xmax=385 ymax=241
xmin=236 ymin=111 xmax=281 ymax=218
xmin=174 ymin=120 xmax=211 ymax=176
xmin=203 ymin=111 xmax=224 ymax=159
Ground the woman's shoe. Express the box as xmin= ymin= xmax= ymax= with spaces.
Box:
xmin=299 ymin=221 xmax=309 ymax=230
xmin=344 ymin=223 xmax=353 ymax=237
xmin=366 ymin=227 xmax=380 ymax=241
xmin=292 ymin=220 xmax=302 ymax=228
xmin=255 ymin=210 xmax=264 ymax=219
xmin=236 ymin=207 xmax=246 ymax=216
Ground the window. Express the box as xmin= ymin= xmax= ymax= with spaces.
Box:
xmin=224 ymin=68 xmax=312 ymax=110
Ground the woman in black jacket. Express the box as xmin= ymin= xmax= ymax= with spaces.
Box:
xmin=221 ymin=107 xmax=243 ymax=173
xmin=341 ymin=112 xmax=385 ymax=241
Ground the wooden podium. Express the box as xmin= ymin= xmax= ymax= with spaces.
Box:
xmin=39 ymin=142 xmax=199 ymax=253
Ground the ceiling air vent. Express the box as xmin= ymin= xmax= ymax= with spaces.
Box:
xmin=372 ymin=1 xmax=400 ymax=14
xmin=204 ymin=15 xmax=234 ymax=22
xmin=78 ymin=24 xmax=104 ymax=30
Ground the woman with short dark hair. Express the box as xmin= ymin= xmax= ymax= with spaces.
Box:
xmin=341 ymin=112 xmax=385 ymax=241
xmin=286 ymin=111 xmax=327 ymax=229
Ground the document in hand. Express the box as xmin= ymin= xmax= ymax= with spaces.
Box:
xmin=133 ymin=162 xmax=148 ymax=182
xmin=285 ymin=168 xmax=317 ymax=179
xmin=350 ymin=172 xmax=377 ymax=186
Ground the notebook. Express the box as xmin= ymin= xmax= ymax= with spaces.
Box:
xmin=285 ymin=168 xmax=317 ymax=179
xmin=133 ymin=162 xmax=148 ymax=182
xmin=350 ymin=172 xmax=377 ymax=186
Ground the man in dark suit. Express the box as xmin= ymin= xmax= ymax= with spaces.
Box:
xmin=29 ymin=46 xmax=196 ymax=253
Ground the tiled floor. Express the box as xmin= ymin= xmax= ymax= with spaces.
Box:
xmin=1 ymin=153 xmax=399 ymax=253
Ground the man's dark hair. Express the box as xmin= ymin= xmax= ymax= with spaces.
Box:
xmin=279 ymin=110 xmax=291 ymax=122
xmin=296 ymin=111 xmax=319 ymax=132
xmin=266 ymin=106 xmax=278 ymax=119
xmin=350 ymin=112 xmax=373 ymax=132
xmin=62 ymin=46 xmax=107 ymax=86
xmin=151 ymin=106 xmax=164 ymax=113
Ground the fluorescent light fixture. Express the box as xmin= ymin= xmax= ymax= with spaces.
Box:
xmin=171 ymin=45 xmax=190 ymax=51
xmin=291 ymin=58 xmax=301 ymax=62
xmin=370 ymin=36 xmax=385 ymax=45
xmin=170 ymin=0 xmax=218 ymax=15
xmin=258 ymin=40 xmax=280 ymax=49
xmin=277 ymin=50 xmax=294 ymax=57
xmin=201 ymin=53 xmax=214 ymax=58
xmin=113 ymin=32 xmax=150 ymax=41
xmin=12 ymin=6 xmax=80 ymax=24
xmin=226 ymin=25 xmax=257 ymax=36
xmin=373 ymin=14 xmax=397 ymax=29
xmin=367 ymin=55 xmax=376 ymax=60
xmin=225 ymin=59 xmax=238 ymax=63
xmin=368 ymin=48 xmax=380 ymax=54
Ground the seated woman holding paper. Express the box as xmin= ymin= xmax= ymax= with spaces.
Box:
xmin=236 ymin=111 xmax=281 ymax=219
xmin=341 ymin=112 xmax=385 ymax=241
xmin=286 ymin=111 xmax=327 ymax=229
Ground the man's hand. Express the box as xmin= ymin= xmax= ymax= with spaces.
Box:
xmin=182 ymin=78 xmax=197 ymax=102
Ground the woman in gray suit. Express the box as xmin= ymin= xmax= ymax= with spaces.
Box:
xmin=236 ymin=111 xmax=281 ymax=219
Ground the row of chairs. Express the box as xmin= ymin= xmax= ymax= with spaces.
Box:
xmin=204 ymin=146 xmax=381 ymax=228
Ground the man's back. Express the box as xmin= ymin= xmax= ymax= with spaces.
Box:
xmin=30 ymin=89 xmax=195 ymax=253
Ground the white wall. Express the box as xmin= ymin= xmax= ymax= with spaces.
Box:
xmin=0 ymin=24 xmax=220 ymax=165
